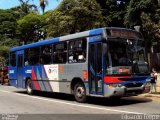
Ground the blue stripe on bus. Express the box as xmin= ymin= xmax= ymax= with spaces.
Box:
xmin=89 ymin=28 xmax=103 ymax=36
xmin=88 ymin=28 xmax=103 ymax=43
xmin=32 ymin=67 xmax=41 ymax=91
xmin=36 ymin=67 xmax=46 ymax=91
xmin=42 ymin=66 xmax=53 ymax=92
xmin=10 ymin=38 xmax=60 ymax=52
xmin=89 ymin=38 xmax=102 ymax=43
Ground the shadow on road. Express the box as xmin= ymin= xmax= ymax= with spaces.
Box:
xmin=15 ymin=90 xmax=152 ymax=107
xmin=87 ymin=96 xmax=152 ymax=107
xmin=15 ymin=90 xmax=75 ymax=101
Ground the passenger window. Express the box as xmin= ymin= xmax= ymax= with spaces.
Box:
xmin=10 ymin=52 xmax=16 ymax=67
xmin=29 ymin=47 xmax=40 ymax=65
xmin=40 ymin=45 xmax=52 ymax=64
xmin=24 ymin=49 xmax=29 ymax=66
xmin=53 ymin=42 xmax=67 ymax=64
xmin=68 ymin=39 xmax=87 ymax=63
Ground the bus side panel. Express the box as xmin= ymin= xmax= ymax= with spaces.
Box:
xmin=29 ymin=66 xmax=43 ymax=91
xmin=9 ymin=67 xmax=17 ymax=87
xmin=23 ymin=66 xmax=32 ymax=88
xmin=25 ymin=65 xmax=53 ymax=92
xmin=59 ymin=63 xmax=88 ymax=94
xmin=37 ymin=65 xmax=53 ymax=92
xmin=42 ymin=63 xmax=88 ymax=94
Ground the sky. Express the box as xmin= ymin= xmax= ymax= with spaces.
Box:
xmin=0 ymin=0 xmax=62 ymax=12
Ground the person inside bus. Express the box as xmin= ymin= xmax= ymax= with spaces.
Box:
xmin=69 ymin=52 xmax=76 ymax=63
xmin=57 ymin=54 xmax=64 ymax=63
xmin=73 ymin=52 xmax=79 ymax=62
xmin=24 ymin=58 xmax=29 ymax=66
xmin=78 ymin=52 xmax=86 ymax=62
xmin=112 ymin=53 xmax=119 ymax=66
xmin=119 ymin=54 xmax=128 ymax=65
xmin=39 ymin=56 xmax=45 ymax=64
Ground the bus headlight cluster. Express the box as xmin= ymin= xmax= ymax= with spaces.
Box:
xmin=109 ymin=84 xmax=123 ymax=88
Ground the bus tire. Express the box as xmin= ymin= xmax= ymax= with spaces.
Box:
xmin=26 ymin=79 xmax=33 ymax=95
xmin=74 ymin=83 xmax=87 ymax=103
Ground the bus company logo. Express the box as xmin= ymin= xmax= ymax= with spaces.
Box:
xmin=48 ymin=68 xmax=57 ymax=74
xmin=9 ymin=70 xmax=14 ymax=74
xmin=132 ymin=81 xmax=136 ymax=85
xmin=25 ymin=70 xmax=32 ymax=73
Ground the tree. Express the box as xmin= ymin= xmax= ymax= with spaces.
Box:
xmin=17 ymin=12 xmax=44 ymax=44
xmin=39 ymin=0 xmax=48 ymax=14
xmin=124 ymin=0 xmax=160 ymax=69
xmin=0 ymin=10 xmax=17 ymax=41
xmin=96 ymin=0 xmax=130 ymax=27
xmin=0 ymin=46 xmax=9 ymax=65
xmin=18 ymin=0 xmax=38 ymax=17
xmin=125 ymin=0 xmax=160 ymax=27
xmin=140 ymin=12 xmax=160 ymax=69
xmin=46 ymin=0 xmax=104 ymax=37
xmin=141 ymin=12 xmax=160 ymax=49
xmin=124 ymin=0 xmax=160 ymax=49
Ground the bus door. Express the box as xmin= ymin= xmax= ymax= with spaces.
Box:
xmin=16 ymin=51 xmax=24 ymax=87
xmin=89 ymin=43 xmax=103 ymax=95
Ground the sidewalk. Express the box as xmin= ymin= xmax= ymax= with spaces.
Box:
xmin=139 ymin=73 xmax=160 ymax=99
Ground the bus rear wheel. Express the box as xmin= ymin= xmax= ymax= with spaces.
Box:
xmin=26 ymin=79 xmax=33 ymax=95
xmin=74 ymin=83 xmax=87 ymax=103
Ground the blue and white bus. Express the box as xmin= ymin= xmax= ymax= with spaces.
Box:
xmin=9 ymin=27 xmax=151 ymax=102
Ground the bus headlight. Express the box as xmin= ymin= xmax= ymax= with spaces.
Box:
xmin=109 ymin=84 xmax=123 ymax=88
xmin=118 ymin=84 xmax=123 ymax=87
xmin=112 ymin=84 xmax=118 ymax=87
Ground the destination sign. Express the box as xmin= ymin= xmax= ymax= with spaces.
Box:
xmin=106 ymin=28 xmax=143 ymax=39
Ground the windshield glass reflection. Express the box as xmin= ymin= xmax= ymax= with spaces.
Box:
xmin=105 ymin=39 xmax=149 ymax=75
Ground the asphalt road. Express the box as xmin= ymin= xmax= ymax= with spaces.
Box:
xmin=0 ymin=85 xmax=160 ymax=120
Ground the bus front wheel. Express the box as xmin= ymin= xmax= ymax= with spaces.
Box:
xmin=26 ymin=79 xmax=33 ymax=95
xmin=74 ymin=83 xmax=87 ymax=103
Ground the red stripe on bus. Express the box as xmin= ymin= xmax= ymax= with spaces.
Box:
xmin=104 ymin=76 xmax=131 ymax=83
xmin=32 ymin=68 xmax=40 ymax=90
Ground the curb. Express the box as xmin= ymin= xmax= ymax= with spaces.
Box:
xmin=139 ymin=93 xmax=160 ymax=98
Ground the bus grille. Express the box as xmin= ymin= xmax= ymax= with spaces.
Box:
xmin=125 ymin=83 xmax=143 ymax=88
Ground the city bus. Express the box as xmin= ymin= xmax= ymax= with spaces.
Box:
xmin=9 ymin=27 xmax=151 ymax=102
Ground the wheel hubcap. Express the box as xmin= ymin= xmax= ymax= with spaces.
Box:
xmin=76 ymin=86 xmax=84 ymax=98
xmin=27 ymin=82 xmax=32 ymax=93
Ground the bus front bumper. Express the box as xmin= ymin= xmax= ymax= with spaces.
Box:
xmin=104 ymin=84 xmax=150 ymax=97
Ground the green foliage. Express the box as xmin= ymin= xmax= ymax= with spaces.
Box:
xmin=96 ymin=0 xmax=130 ymax=27
xmin=0 ymin=9 xmax=18 ymax=51
xmin=125 ymin=0 xmax=160 ymax=53
xmin=0 ymin=10 xmax=17 ymax=39
xmin=0 ymin=0 xmax=160 ymax=64
xmin=45 ymin=0 xmax=104 ymax=37
xmin=0 ymin=46 xmax=10 ymax=64
xmin=125 ymin=0 xmax=160 ymax=26
xmin=39 ymin=0 xmax=49 ymax=14
xmin=18 ymin=0 xmax=38 ymax=17
xmin=9 ymin=4 xmax=38 ymax=20
xmin=17 ymin=12 xmax=44 ymax=44
xmin=141 ymin=12 xmax=160 ymax=52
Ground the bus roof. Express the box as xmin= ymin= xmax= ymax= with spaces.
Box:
xmin=10 ymin=27 xmax=104 ymax=52
xmin=10 ymin=27 xmax=142 ymax=52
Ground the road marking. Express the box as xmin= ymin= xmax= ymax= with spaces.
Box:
xmin=0 ymin=90 xmax=144 ymax=114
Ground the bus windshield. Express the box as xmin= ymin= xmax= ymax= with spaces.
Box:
xmin=105 ymin=39 xmax=149 ymax=75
